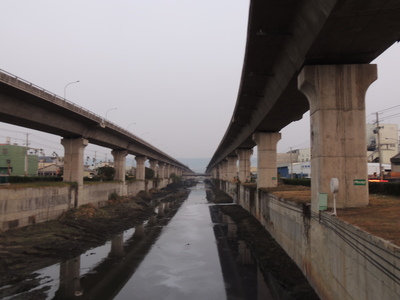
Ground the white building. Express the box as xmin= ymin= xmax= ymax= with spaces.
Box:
xmin=367 ymin=123 xmax=399 ymax=164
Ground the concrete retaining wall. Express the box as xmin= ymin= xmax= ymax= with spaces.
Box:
xmin=231 ymin=181 xmax=400 ymax=300
xmin=0 ymin=179 xmax=167 ymax=231
xmin=0 ymin=186 xmax=74 ymax=231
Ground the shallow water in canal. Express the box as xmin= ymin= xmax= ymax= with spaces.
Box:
xmin=5 ymin=182 xmax=302 ymax=299
xmin=114 ymin=183 xmax=226 ymax=300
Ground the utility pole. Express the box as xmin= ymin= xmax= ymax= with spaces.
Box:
xmin=375 ymin=112 xmax=384 ymax=179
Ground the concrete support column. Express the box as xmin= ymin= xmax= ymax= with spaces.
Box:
xmin=165 ymin=165 xmax=171 ymax=178
xmin=158 ymin=162 xmax=166 ymax=179
xmin=111 ymin=150 xmax=128 ymax=182
xmin=171 ymin=166 xmax=176 ymax=176
xmin=236 ymin=148 xmax=253 ymax=183
xmin=211 ymin=168 xmax=216 ymax=179
xmin=149 ymin=159 xmax=158 ymax=178
xmin=135 ymin=156 xmax=147 ymax=180
xmin=221 ymin=160 xmax=228 ymax=181
xmin=298 ymin=64 xmax=377 ymax=211
xmin=253 ymin=132 xmax=281 ymax=188
xmin=216 ymin=165 xmax=221 ymax=179
xmin=226 ymin=156 xmax=238 ymax=182
xmin=61 ymin=137 xmax=88 ymax=187
xmin=213 ymin=168 xmax=218 ymax=179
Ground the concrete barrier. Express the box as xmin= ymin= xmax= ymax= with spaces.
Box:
xmin=0 ymin=186 xmax=74 ymax=230
xmin=229 ymin=181 xmax=400 ymax=300
xmin=0 ymin=180 xmax=164 ymax=231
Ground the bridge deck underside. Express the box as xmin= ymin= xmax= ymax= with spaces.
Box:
xmin=207 ymin=0 xmax=400 ymax=170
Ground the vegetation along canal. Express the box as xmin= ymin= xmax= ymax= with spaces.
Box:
xmin=1 ymin=182 xmax=319 ymax=299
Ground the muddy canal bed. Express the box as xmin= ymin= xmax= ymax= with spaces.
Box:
xmin=0 ymin=186 xmax=189 ymax=299
xmin=1 ymin=183 xmax=319 ymax=299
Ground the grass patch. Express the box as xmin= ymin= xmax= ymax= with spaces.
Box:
xmin=0 ymin=181 xmax=71 ymax=189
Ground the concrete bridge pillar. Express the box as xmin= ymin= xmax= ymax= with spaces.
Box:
xmin=111 ymin=150 xmax=128 ymax=183
xmin=236 ymin=148 xmax=253 ymax=183
xmin=171 ymin=166 xmax=177 ymax=176
xmin=165 ymin=164 xmax=171 ymax=178
xmin=135 ymin=156 xmax=147 ymax=180
xmin=149 ymin=159 xmax=158 ymax=178
xmin=226 ymin=156 xmax=238 ymax=182
xmin=221 ymin=160 xmax=228 ymax=181
xmin=61 ymin=137 xmax=88 ymax=188
xmin=216 ymin=164 xmax=221 ymax=180
xmin=298 ymin=64 xmax=377 ymax=211
xmin=253 ymin=132 xmax=281 ymax=188
xmin=158 ymin=162 xmax=166 ymax=179
xmin=211 ymin=168 xmax=216 ymax=179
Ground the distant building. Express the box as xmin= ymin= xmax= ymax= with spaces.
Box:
xmin=367 ymin=123 xmax=399 ymax=164
xmin=390 ymin=153 xmax=400 ymax=173
xmin=38 ymin=164 xmax=61 ymax=177
xmin=298 ymin=148 xmax=311 ymax=162
xmin=0 ymin=144 xmax=38 ymax=176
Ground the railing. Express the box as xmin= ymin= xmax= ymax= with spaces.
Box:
xmin=0 ymin=69 xmax=184 ymax=167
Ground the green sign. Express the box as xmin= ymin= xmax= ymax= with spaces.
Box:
xmin=354 ymin=179 xmax=366 ymax=186
xmin=272 ymin=177 xmax=277 ymax=180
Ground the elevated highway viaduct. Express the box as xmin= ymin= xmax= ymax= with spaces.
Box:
xmin=207 ymin=0 xmax=400 ymax=211
xmin=0 ymin=70 xmax=192 ymax=201
xmin=206 ymin=1 xmax=400 ymax=299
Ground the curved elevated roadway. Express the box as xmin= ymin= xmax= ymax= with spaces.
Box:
xmin=0 ymin=69 xmax=190 ymax=171
xmin=207 ymin=0 xmax=400 ymax=171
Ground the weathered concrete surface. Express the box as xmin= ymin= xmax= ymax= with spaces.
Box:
xmin=298 ymin=64 xmax=377 ymax=211
xmin=0 ymin=180 xmax=165 ymax=231
xmin=253 ymin=131 xmax=281 ymax=188
xmin=225 ymin=181 xmax=400 ymax=300
xmin=207 ymin=1 xmax=400 ymax=171
xmin=0 ymin=186 xmax=74 ymax=230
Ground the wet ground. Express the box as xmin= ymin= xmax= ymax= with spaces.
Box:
xmin=0 ymin=182 xmax=319 ymax=299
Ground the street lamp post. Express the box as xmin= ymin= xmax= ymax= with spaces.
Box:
xmin=100 ymin=108 xmax=117 ymax=128
xmin=105 ymin=108 xmax=117 ymax=120
xmin=64 ymin=80 xmax=80 ymax=99
xmin=127 ymin=123 xmax=136 ymax=130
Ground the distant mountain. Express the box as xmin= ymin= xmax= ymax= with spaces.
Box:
xmin=177 ymin=158 xmax=210 ymax=173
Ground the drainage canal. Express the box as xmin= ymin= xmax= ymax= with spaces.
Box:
xmin=3 ymin=182 xmax=318 ymax=299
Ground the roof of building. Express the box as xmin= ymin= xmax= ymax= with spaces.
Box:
xmin=390 ymin=153 xmax=400 ymax=164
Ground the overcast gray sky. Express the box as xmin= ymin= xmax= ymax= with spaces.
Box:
xmin=1 ymin=1 xmax=400 ymax=166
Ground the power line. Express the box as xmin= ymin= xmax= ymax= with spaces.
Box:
xmin=375 ymin=104 xmax=400 ymax=113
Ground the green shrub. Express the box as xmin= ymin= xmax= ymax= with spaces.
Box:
xmin=145 ymin=167 xmax=155 ymax=179
xmin=8 ymin=176 xmax=63 ymax=183
xmin=282 ymin=178 xmax=311 ymax=187
xmin=170 ymin=172 xmax=181 ymax=183
xmin=369 ymin=182 xmax=400 ymax=196
xmin=97 ymin=166 xmax=115 ymax=181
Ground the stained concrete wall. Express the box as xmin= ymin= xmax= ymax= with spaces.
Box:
xmin=233 ymin=181 xmax=400 ymax=300
xmin=0 ymin=186 xmax=74 ymax=231
xmin=0 ymin=179 xmax=165 ymax=231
